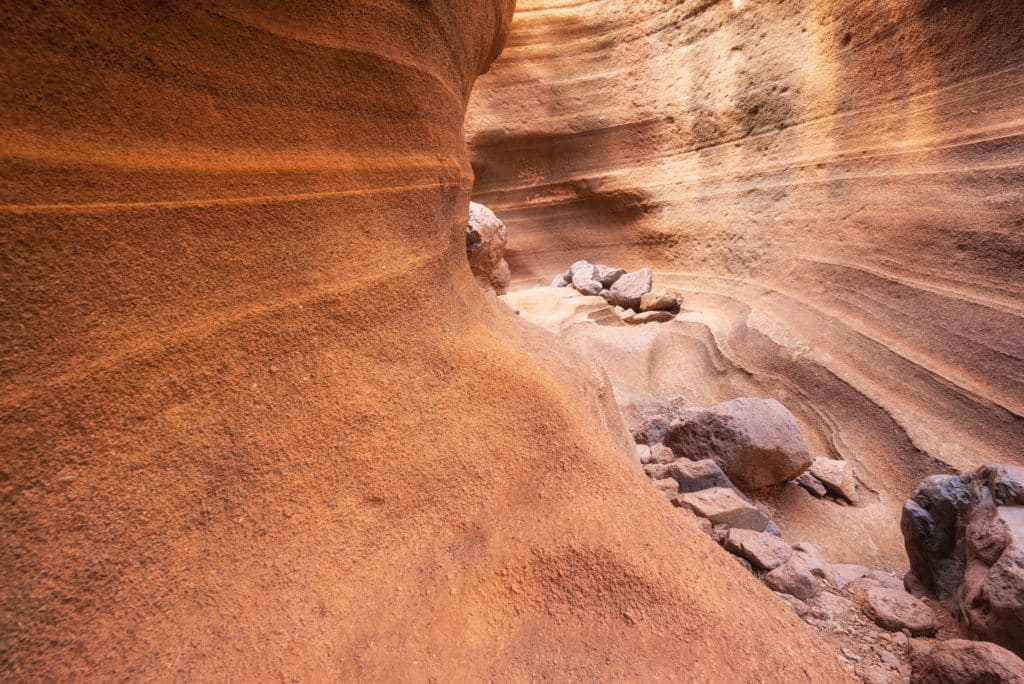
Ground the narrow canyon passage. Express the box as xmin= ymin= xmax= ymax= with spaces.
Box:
xmin=2 ymin=0 xmax=1023 ymax=679
xmin=467 ymin=0 xmax=1024 ymax=571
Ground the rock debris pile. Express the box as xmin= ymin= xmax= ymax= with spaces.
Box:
xmin=552 ymin=261 xmax=680 ymax=324
xmin=625 ymin=392 xmax=1024 ymax=682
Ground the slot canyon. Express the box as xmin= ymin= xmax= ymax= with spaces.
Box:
xmin=2 ymin=0 xmax=1022 ymax=680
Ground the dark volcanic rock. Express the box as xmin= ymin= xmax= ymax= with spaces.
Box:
xmin=902 ymin=464 xmax=1024 ymax=656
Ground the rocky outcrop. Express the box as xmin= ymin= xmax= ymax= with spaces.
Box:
xmin=902 ymin=464 xmax=1024 ymax=656
xmin=665 ymin=398 xmax=813 ymax=491
xmin=466 ymin=202 xmax=512 ymax=295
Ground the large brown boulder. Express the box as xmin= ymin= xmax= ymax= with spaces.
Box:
xmin=466 ymin=202 xmax=511 ymax=295
xmin=664 ymin=398 xmax=812 ymax=491
xmin=911 ymin=639 xmax=1024 ymax=684
xmin=902 ymin=464 xmax=1024 ymax=656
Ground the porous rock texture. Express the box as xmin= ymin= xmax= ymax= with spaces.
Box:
xmin=902 ymin=464 xmax=1024 ymax=655
xmin=468 ymin=0 xmax=1024 ymax=568
xmin=466 ymin=201 xmax=512 ymax=294
xmin=0 ymin=2 xmax=851 ymax=680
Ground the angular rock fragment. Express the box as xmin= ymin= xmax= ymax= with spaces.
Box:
xmin=910 ymin=639 xmax=1024 ymax=684
xmin=664 ymin=398 xmax=812 ymax=491
xmin=594 ymin=264 xmax=626 ymax=288
xmin=639 ymin=291 xmax=680 ymax=313
xmin=724 ymin=528 xmax=793 ymax=571
xmin=667 ymin=459 xmax=734 ymax=493
xmin=672 ymin=487 xmax=773 ymax=532
xmin=466 ymin=202 xmax=511 ymax=295
xmin=602 ymin=267 xmax=652 ymax=309
xmin=810 ymin=457 xmax=858 ymax=503
xmin=796 ymin=471 xmax=828 ymax=497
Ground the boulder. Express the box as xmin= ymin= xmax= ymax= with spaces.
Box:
xmin=551 ymin=273 xmax=569 ymax=287
xmin=901 ymin=464 xmax=1024 ymax=655
xmin=796 ymin=472 xmax=828 ymax=497
xmin=672 ymin=487 xmax=773 ymax=532
xmin=638 ymin=291 xmax=680 ymax=313
xmin=602 ymin=268 xmax=652 ymax=309
xmin=862 ymin=586 xmax=938 ymax=636
xmin=910 ymin=639 xmax=1024 ymax=684
xmin=810 ymin=457 xmax=858 ymax=503
xmin=636 ymin=443 xmax=653 ymax=465
xmin=664 ymin=398 xmax=812 ymax=491
xmin=764 ymin=554 xmax=821 ymax=600
xmin=625 ymin=310 xmax=675 ymax=324
xmin=569 ymin=260 xmax=603 ymax=295
xmin=667 ymin=459 xmax=734 ymax=493
xmin=466 ymin=202 xmax=511 ymax=295
xmin=724 ymin=528 xmax=793 ymax=571
xmin=594 ymin=264 xmax=626 ymax=288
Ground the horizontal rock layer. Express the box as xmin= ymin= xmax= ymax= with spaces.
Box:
xmin=0 ymin=1 xmax=848 ymax=680
xmin=467 ymin=0 xmax=1024 ymax=564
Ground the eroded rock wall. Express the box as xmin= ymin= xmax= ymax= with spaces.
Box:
xmin=1 ymin=1 xmax=850 ymax=679
xmin=468 ymin=0 xmax=1024 ymax=565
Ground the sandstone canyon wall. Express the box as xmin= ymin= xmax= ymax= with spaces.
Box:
xmin=0 ymin=2 xmax=852 ymax=679
xmin=468 ymin=0 xmax=1024 ymax=566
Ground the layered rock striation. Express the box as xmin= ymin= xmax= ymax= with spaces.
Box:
xmin=468 ymin=0 xmax=1024 ymax=566
xmin=1 ymin=1 xmax=850 ymax=680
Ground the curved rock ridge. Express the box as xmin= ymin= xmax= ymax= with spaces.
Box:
xmin=1 ymin=2 xmax=850 ymax=680
xmin=467 ymin=0 xmax=1024 ymax=564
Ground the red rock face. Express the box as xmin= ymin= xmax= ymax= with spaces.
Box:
xmin=1 ymin=2 xmax=853 ymax=680
xmin=468 ymin=0 xmax=1024 ymax=565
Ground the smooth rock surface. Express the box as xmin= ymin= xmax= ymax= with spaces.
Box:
xmin=862 ymin=587 xmax=938 ymax=636
xmin=639 ymin=291 xmax=680 ymax=313
xmin=673 ymin=487 xmax=773 ymax=532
